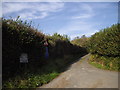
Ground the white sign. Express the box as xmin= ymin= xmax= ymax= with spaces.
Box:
xmin=20 ymin=53 xmax=28 ymax=63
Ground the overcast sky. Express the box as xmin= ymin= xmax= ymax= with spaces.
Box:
xmin=2 ymin=2 xmax=118 ymax=39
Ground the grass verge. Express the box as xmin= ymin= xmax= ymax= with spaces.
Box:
xmin=88 ymin=54 xmax=120 ymax=71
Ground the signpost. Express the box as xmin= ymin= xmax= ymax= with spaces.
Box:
xmin=20 ymin=53 xmax=28 ymax=63
xmin=19 ymin=53 xmax=28 ymax=71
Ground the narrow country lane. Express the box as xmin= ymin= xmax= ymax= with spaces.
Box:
xmin=39 ymin=54 xmax=118 ymax=88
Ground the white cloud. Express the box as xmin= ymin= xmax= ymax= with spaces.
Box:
xmin=70 ymin=29 xmax=98 ymax=40
xmin=67 ymin=2 xmax=111 ymax=39
xmin=58 ymin=3 xmax=96 ymax=39
xmin=2 ymin=2 xmax=64 ymax=19
xmin=72 ymin=13 xmax=94 ymax=19
xmin=71 ymin=3 xmax=95 ymax=20
xmin=57 ymin=20 xmax=99 ymax=39
xmin=3 ymin=3 xmax=30 ymax=14
xmin=80 ymin=3 xmax=93 ymax=13
xmin=58 ymin=21 xmax=92 ymax=34
xmin=19 ymin=11 xmax=48 ymax=20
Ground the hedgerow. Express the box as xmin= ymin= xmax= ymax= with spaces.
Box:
xmin=46 ymin=33 xmax=87 ymax=58
xmin=87 ymin=24 xmax=120 ymax=71
xmin=2 ymin=17 xmax=45 ymax=80
xmin=2 ymin=17 xmax=88 ymax=86
xmin=88 ymin=24 xmax=120 ymax=57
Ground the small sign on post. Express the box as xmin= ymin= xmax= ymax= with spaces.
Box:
xmin=20 ymin=53 xmax=28 ymax=63
xmin=19 ymin=53 xmax=28 ymax=71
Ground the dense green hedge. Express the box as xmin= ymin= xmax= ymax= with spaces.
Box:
xmin=2 ymin=18 xmax=46 ymax=80
xmin=88 ymin=24 xmax=120 ymax=57
xmin=46 ymin=33 xmax=87 ymax=58
xmin=2 ymin=18 xmax=87 ymax=81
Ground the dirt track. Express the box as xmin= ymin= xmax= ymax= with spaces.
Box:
xmin=39 ymin=54 xmax=118 ymax=88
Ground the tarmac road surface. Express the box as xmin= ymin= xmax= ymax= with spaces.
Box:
xmin=39 ymin=54 xmax=118 ymax=88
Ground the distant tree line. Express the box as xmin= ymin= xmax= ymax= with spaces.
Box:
xmin=71 ymin=35 xmax=90 ymax=49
